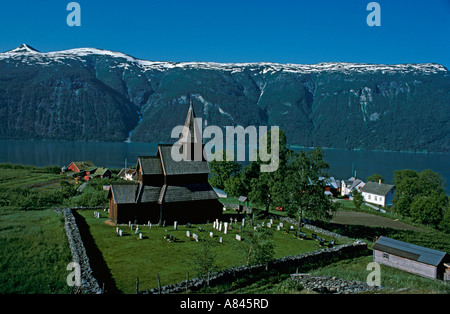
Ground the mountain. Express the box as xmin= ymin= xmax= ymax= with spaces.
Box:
xmin=0 ymin=44 xmax=449 ymax=152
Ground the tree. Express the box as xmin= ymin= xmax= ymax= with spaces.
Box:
xmin=247 ymin=129 xmax=293 ymax=215
xmin=367 ymin=173 xmax=384 ymax=183
xmin=246 ymin=227 xmax=275 ymax=266
xmin=282 ymin=148 xmax=339 ymax=225
xmin=353 ymin=190 xmax=364 ymax=210
xmin=410 ymin=192 xmax=447 ymax=226
xmin=223 ymin=176 xmax=245 ymax=197
xmin=208 ymin=150 xmax=242 ymax=190
xmin=393 ymin=168 xmax=447 ymax=229
xmin=193 ymin=237 xmax=218 ymax=278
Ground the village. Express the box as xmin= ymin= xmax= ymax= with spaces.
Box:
xmin=53 ymin=104 xmax=450 ymax=294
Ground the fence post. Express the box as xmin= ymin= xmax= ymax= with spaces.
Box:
xmin=157 ymin=273 xmax=162 ymax=294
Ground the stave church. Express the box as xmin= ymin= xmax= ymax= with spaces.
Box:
xmin=108 ymin=101 xmax=223 ymax=225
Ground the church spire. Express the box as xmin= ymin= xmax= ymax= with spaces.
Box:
xmin=180 ymin=98 xmax=204 ymax=161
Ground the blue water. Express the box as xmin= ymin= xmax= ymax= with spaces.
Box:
xmin=0 ymin=139 xmax=448 ymax=193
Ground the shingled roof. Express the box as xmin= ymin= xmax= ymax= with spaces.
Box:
xmin=138 ymin=156 xmax=163 ymax=175
xmin=373 ymin=236 xmax=448 ymax=267
xmin=361 ymin=181 xmax=395 ymax=196
xmin=158 ymin=145 xmax=210 ymax=175
xmin=159 ymin=183 xmax=218 ymax=203
xmin=109 ymin=184 xmax=139 ymax=204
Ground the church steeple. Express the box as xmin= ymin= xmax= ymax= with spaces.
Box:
xmin=180 ymin=99 xmax=204 ymax=161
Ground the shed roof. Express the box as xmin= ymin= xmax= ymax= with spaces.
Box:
xmin=361 ymin=182 xmax=394 ymax=196
xmin=373 ymin=236 xmax=448 ymax=267
xmin=158 ymin=145 xmax=210 ymax=175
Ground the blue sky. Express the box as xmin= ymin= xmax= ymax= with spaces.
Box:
xmin=0 ymin=0 xmax=449 ymax=67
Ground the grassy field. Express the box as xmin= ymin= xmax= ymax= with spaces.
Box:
xmin=0 ymin=206 xmax=72 ymax=293
xmin=0 ymin=164 xmax=74 ymax=294
xmin=76 ymin=210 xmax=350 ymax=294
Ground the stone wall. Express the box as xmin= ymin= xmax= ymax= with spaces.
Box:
xmin=144 ymin=242 xmax=369 ymax=294
xmin=63 ymin=208 xmax=102 ymax=294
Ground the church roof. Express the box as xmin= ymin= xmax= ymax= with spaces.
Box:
xmin=138 ymin=156 xmax=163 ymax=175
xmin=158 ymin=144 xmax=210 ymax=175
xmin=159 ymin=183 xmax=219 ymax=203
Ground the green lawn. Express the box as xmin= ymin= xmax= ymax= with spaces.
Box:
xmin=77 ymin=210 xmax=349 ymax=294
xmin=0 ymin=207 xmax=73 ymax=294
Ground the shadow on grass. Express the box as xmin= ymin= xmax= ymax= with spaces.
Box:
xmin=73 ymin=211 xmax=121 ymax=294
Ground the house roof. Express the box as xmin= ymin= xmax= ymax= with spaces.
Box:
xmin=373 ymin=236 xmax=448 ymax=267
xmin=118 ymin=168 xmax=136 ymax=177
xmin=92 ymin=167 xmax=110 ymax=177
xmin=238 ymin=196 xmax=248 ymax=202
xmin=138 ymin=156 xmax=163 ymax=175
xmin=361 ymin=181 xmax=394 ymax=196
xmin=71 ymin=161 xmax=97 ymax=172
xmin=158 ymin=145 xmax=210 ymax=175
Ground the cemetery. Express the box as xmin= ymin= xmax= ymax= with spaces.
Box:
xmin=76 ymin=209 xmax=352 ymax=294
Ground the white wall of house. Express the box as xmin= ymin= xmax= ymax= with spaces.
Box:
xmin=362 ymin=192 xmax=385 ymax=206
xmin=362 ymin=188 xmax=395 ymax=207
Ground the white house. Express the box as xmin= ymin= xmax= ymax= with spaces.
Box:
xmin=360 ymin=181 xmax=395 ymax=207
xmin=341 ymin=176 xmax=365 ymax=197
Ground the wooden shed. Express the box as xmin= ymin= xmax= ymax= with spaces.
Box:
xmin=372 ymin=236 xmax=450 ymax=280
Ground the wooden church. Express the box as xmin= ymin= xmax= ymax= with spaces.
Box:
xmin=108 ymin=101 xmax=223 ymax=225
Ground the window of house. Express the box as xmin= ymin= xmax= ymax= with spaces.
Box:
xmin=382 ymin=253 xmax=389 ymax=259
xmin=368 ymin=195 xmax=371 ymax=200
xmin=374 ymin=196 xmax=377 ymax=201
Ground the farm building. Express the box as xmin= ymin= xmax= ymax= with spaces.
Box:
xmin=360 ymin=181 xmax=395 ymax=207
xmin=66 ymin=161 xmax=111 ymax=181
xmin=372 ymin=236 xmax=450 ymax=281
xmin=108 ymin=102 xmax=223 ymax=225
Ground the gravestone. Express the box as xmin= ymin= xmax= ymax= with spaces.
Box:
xmin=277 ymin=225 xmax=281 ymax=231
xmin=224 ymin=222 xmax=228 ymax=234
xmin=139 ymin=233 xmax=142 ymax=240
xmin=135 ymin=227 xmax=139 ymax=234
xmin=116 ymin=227 xmax=119 ymax=234
xmin=186 ymin=230 xmax=191 ymax=237
xmin=219 ymin=237 xmax=223 ymax=243
xmin=236 ymin=234 xmax=242 ymax=241
xmin=209 ymin=232 xmax=214 ymax=238
xmin=242 ymin=218 xmax=245 ymax=226
xmin=219 ymin=222 xmax=222 ymax=231
xmin=193 ymin=233 xmax=199 ymax=242
xmin=174 ymin=221 xmax=178 ymax=231
xmin=119 ymin=230 xmax=123 ymax=237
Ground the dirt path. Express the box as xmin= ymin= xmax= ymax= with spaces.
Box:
xmin=330 ymin=211 xmax=425 ymax=232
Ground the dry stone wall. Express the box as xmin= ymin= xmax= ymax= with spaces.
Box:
xmin=63 ymin=208 xmax=102 ymax=294
xmin=144 ymin=242 xmax=369 ymax=294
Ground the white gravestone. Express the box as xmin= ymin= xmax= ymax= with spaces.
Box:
xmin=139 ymin=233 xmax=142 ymax=240
xmin=236 ymin=234 xmax=242 ymax=241
xmin=242 ymin=218 xmax=245 ymax=226
xmin=174 ymin=221 xmax=178 ymax=231
xmin=210 ymin=232 xmax=214 ymax=238
xmin=186 ymin=230 xmax=191 ymax=237
xmin=219 ymin=222 xmax=222 ymax=232
xmin=224 ymin=222 xmax=228 ymax=234
xmin=219 ymin=237 xmax=223 ymax=243
xmin=119 ymin=230 xmax=123 ymax=237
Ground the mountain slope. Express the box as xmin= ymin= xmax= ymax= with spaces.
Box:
xmin=0 ymin=44 xmax=448 ymax=152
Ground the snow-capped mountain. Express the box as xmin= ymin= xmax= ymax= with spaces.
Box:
xmin=0 ymin=44 xmax=448 ymax=152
